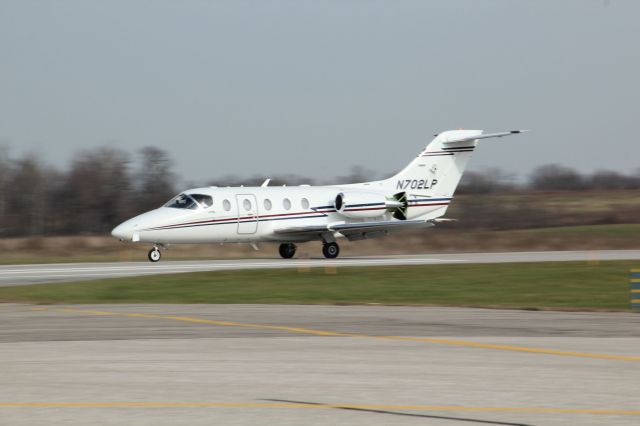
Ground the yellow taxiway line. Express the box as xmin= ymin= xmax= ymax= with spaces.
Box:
xmin=34 ymin=307 xmax=640 ymax=362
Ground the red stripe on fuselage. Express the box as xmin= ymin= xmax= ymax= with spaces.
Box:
xmin=409 ymin=202 xmax=449 ymax=207
xmin=150 ymin=201 xmax=450 ymax=231
xmin=153 ymin=209 xmax=336 ymax=230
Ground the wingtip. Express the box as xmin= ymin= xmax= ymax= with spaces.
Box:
xmin=510 ymin=130 xmax=529 ymax=134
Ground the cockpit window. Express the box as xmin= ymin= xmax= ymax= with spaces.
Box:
xmin=164 ymin=193 xmax=213 ymax=210
xmin=164 ymin=194 xmax=198 ymax=210
xmin=190 ymin=194 xmax=213 ymax=208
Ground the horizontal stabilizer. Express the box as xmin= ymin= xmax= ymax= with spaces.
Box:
xmin=442 ymin=130 xmax=528 ymax=144
xmin=432 ymin=218 xmax=457 ymax=223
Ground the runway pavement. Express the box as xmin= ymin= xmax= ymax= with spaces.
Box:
xmin=1 ymin=249 xmax=640 ymax=286
xmin=1 ymin=304 xmax=639 ymax=425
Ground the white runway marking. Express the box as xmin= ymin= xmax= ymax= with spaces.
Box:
xmin=0 ymin=250 xmax=639 ymax=286
xmin=0 ymin=258 xmax=463 ymax=285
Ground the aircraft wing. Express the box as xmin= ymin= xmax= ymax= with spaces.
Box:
xmin=273 ymin=219 xmax=435 ymax=241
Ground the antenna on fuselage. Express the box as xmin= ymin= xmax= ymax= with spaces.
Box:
xmin=261 ymin=178 xmax=271 ymax=187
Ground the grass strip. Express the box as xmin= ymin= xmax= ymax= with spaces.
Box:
xmin=0 ymin=260 xmax=637 ymax=310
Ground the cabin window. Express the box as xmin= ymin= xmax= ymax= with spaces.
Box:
xmin=283 ymin=198 xmax=291 ymax=210
xmin=243 ymin=199 xmax=252 ymax=211
xmin=301 ymin=198 xmax=310 ymax=209
xmin=264 ymin=199 xmax=272 ymax=211
xmin=223 ymin=199 xmax=231 ymax=211
xmin=190 ymin=193 xmax=213 ymax=208
xmin=164 ymin=193 xmax=198 ymax=210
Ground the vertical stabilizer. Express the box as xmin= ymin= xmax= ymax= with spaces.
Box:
xmin=386 ymin=130 xmax=483 ymax=198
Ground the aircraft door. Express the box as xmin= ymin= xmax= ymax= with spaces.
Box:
xmin=236 ymin=194 xmax=259 ymax=234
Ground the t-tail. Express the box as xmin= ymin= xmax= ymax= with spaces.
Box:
xmin=380 ymin=129 xmax=526 ymax=220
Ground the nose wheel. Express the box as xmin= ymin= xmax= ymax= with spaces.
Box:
xmin=322 ymin=242 xmax=340 ymax=259
xmin=279 ymin=243 xmax=297 ymax=259
xmin=148 ymin=247 xmax=161 ymax=262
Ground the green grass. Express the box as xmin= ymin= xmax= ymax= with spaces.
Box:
xmin=0 ymin=260 xmax=637 ymax=310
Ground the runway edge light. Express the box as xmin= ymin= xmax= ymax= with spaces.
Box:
xmin=630 ymin=270 xmax=640 ymax=310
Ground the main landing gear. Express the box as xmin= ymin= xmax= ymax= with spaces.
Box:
xmin=322 ymin=242 xmax=340 ymax=259
xmin=279 ymin=243 xmax=297 ymax=259
xmin=148 ymin=246 xmax=161 ymax=262
xmin=278 ymin=242 xmax=341 ymax=259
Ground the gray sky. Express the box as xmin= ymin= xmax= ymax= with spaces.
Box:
xmin=1 ymin=0 xmax=638 ymax=183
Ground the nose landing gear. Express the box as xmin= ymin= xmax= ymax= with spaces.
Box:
xmin=148 ymin=246 xmax=162 ymax=262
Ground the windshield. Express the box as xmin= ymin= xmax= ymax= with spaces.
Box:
xmin=164 ymin=193 xmax=198 ymax=210
xmin=190 ymin=193 xmax=213 ymax=207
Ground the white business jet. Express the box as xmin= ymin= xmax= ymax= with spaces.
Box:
xmin=112 ymin=129 xmax=524 ymax=261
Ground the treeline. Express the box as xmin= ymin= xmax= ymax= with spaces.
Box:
xmin=457 ymin=164 xmax=640 ymax=194
xmin=0 ymin=146 xmax=638 ymax=237
xmin=0 ymin=147 xmax=176 ymax=236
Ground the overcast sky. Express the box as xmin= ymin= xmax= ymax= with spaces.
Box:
xmin=1 ymin=0 xmax=638 ymax=183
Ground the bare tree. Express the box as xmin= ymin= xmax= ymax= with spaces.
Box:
xmin=59 ymin=147 xmax=132 ymax=233
xmin=530 ymin=164 xmax=585 ymax=191
xmin=331 ymin=166 xmax=380 ymax=185
xmin=5 ymin=155 xmax=49 ymax=236
xmin=207 ymin=173 xmax=316 ymax=187
xmin=134 ymin=147 xmax=176 ymax=213
xmin=589 ymin=170 xmax=640 ymax=190
xmin=0 ymin=147 xmax=9 ymax=234
xmin=458 ymin=168 xmax=518 ymax=194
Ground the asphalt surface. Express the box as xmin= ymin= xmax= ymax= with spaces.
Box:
xmin=1 ymin=250 xmax=640 ymax=286
xmin=1 ymin=304 xmax=639 ymax=426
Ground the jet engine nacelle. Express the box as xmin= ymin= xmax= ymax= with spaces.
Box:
xmin=334 ymin=191 xmax=404 ymax=219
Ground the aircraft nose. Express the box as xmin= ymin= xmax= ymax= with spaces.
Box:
xmin=111 ymin=221 xmax=133 ymax=241
xmin=111 ymin=209 xmax=175 ymax=241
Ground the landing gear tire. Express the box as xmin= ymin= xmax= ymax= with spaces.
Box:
xmin=279 ymin=243 xmax=297 ymax=259
xmin=148 ymin=248 xmax=161 ymax=262
xmin=322 ymin=242 xmax=340 ymax=259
